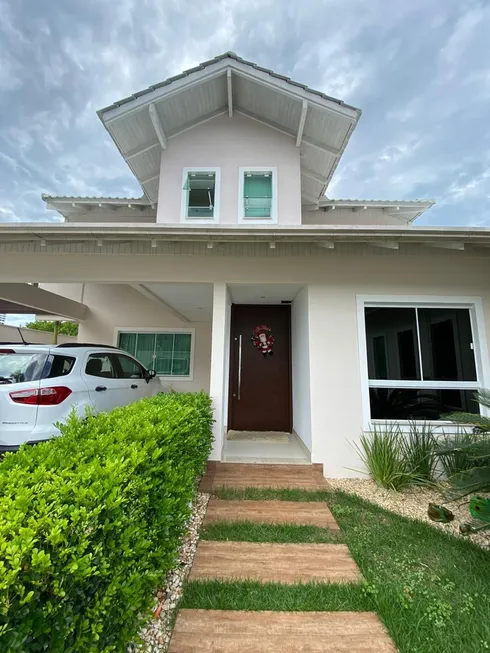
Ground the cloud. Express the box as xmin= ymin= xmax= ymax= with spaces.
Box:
xmin=0 ymin=0 xmax=489 ymax=226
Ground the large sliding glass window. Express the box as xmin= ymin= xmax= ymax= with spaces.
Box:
xmin=118 ymin=331 xmax=193 ymax=377
xmin=364 ymin=306 xmax=480 ymax=420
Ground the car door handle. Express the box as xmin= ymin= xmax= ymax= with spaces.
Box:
xmin=95 ymin=386 xmax=107 ymax=392
xmin=131 ymin=384 xmax=138 ymax=389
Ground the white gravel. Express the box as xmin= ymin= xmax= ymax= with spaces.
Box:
xmin=129 ymin=492 xmax=210 ymax=653
xmin=328 ymin=477 xmax=490 ymax=550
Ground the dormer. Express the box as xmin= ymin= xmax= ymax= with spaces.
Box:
xmin=42 ymin=53 xmax=434 ymax=227
xmin=96 ymin=52 xmax=361 ymax=225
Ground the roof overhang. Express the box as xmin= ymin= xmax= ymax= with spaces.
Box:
xmin=42 ymin=195 xmax=153 ymax=220
xmin=97 ymin=53 xmax=361 ymax=204
xmin=308 ymin=199 xmax=436 ymax=224
xmin=0 ymin=283 xmax=87 ymax=320
xmin=1 ymin=223 xmax=490 ymax=250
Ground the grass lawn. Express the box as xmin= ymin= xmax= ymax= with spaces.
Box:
xmin=182 ymin=580 xmax=372 ymax=612
xmin=201 ymin=520 xmax=343 ymax=543
xmin=184 ymin=488 xmax=490 ymax=653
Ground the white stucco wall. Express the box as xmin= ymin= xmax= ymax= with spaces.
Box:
xmin=6 ymin=245 xmax=490 ymax=476
xmin=291 ymin=286 xmax=312 ymax=451
xmin=157 ymin=113 xmax=302 ymax=225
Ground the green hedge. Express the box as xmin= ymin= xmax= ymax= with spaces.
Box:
xmin=0 ymin=392 xmax=213 ymax=652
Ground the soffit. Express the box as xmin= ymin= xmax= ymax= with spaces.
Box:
xmin=143 ymin=282 xmax=214 ymax=321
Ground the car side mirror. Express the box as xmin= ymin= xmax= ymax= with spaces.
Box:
xmin=147 ymin=369 xmax=157 ymax=381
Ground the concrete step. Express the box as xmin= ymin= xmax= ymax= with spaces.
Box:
xmin=200 ymin=462 xmax=330 ymax=491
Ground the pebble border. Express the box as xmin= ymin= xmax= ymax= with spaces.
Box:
xmin=130 ymin=492 xmax=210 ymax=652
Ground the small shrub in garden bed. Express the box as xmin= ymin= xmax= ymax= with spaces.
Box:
xmin=0 ymin=392 xmax=213 ymax=653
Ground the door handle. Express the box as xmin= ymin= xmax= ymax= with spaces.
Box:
xmin=131 ymin=384 xmax=138 ymax=389
xmin=237 ymin=334 xmax=242 ymax=400
xmin=95 ymin=386 xmax=107 ymax=392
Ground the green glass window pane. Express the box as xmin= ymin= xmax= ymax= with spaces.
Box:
xmin=154 ymin=333 xmax=174 ymax=375
xmin=174 ymin=333 xmax=191 ymax=353
xmin=135 ymin=333 xmax=156 ymax=369
xmin=118 ymin=332 xmax=137 ymax=356
xmin=244 ymin=174 xmax=272 ymax=198
xmin=244 ymin=174 xmax=272 ymax=217
xmin=185 ymin=172 xmax=215 ymax=217
xmin=172 ymin=356 xmax=190 ymax=376
xmin=172 ymin=334 xmax=191 ymax=376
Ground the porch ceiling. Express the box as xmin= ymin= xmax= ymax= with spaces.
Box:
xmin=135 ymin=283 xmax=214 ymax=322
xmin=97 ymin=53 xmax=361 ymax=204
xmin=128 ymin=282 xmax=304 ymax=323
xmin=229 ymin=283 xmax=303 ymax=304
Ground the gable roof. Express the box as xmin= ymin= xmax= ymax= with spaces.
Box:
xmin=97 ymin=52 xmax=361 ymax=204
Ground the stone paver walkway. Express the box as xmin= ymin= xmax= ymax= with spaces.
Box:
xmin=204 ymin=498 xmax=339 ymax=528
xmin=169 ymin=463 xmax=397 ymax=653
xmin=190 ymin=541 xmax=361 ymax=583
xmin=170 ymin=610 xmax=397 ymax=653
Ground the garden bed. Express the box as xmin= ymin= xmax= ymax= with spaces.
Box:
xmin=328 ymin=478 xmax=490 ymax=550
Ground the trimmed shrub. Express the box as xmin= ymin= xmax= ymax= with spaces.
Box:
xmin=0 ymin=392 xmax=213 ymax=652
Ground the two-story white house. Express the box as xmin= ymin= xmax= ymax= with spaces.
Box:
xmin=2 ymin=52 xmax=490 ymax=476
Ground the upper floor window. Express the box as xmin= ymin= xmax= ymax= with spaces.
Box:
xmin=239 ymin=167 xmax=277 ymax=223
xmin=181 ymin=168 xmax=220 ymax=222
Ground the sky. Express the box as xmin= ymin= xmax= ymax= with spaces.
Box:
xmin=1 ymin=0 xmax=490 ymax=323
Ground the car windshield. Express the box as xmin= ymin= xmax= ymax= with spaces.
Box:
xmin=0 ymin=353 xmax=47 ymax=384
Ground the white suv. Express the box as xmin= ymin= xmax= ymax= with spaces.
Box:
xmin=0 ymin=343 xmax=161 ymax=452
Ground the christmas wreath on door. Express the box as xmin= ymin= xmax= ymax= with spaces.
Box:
xmin=251 ymin=324 xmax=274 ymax=355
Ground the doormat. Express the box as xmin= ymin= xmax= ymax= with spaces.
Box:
xmin=226 ymin=431 xmax=290 ymax=443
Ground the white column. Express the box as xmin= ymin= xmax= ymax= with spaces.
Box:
xmin=209 ymin=282 xmax=231 ymax=460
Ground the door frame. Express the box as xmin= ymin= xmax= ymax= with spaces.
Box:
xmin=227 ymin=303 xmax=293 ymax=432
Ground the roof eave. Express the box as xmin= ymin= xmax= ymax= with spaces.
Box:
xmin=1 ymin=223 xmax=490 ymax=243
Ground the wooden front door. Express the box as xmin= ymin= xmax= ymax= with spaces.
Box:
xmin=228 ymin=304 xmax=292 ymax=432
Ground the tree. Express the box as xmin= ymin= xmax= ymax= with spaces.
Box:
xmin=25 ymin=320 xmax=79 ymax=337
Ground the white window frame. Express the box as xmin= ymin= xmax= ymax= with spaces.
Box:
xmin=238 ymin=166 xmax=278 ymax=224
xmin=114 ymin=327 xmax=195 ymax=381
xmin=180 ymin=167 xmax=221 ymax=224
xmin=356 ymin=295 xmax=490 ymax=430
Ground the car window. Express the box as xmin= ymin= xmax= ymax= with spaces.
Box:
xmin=85 ymin=354 xmax=116 ymax=378
xmin=43 ymin=355 xmax=75 ymax=379
xmin=115 ymin=354 xmax=146 ymax=379
xmin=0 ymin=353 xmax=47 ymax=384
